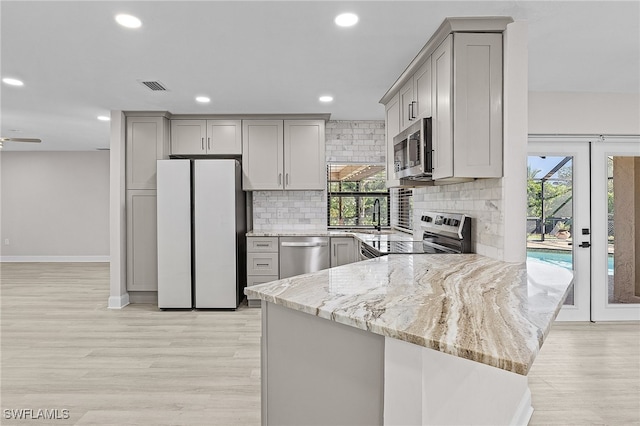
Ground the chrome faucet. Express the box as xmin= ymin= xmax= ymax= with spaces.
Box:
xmin=373 ymin=199 xmax=381 ymax=232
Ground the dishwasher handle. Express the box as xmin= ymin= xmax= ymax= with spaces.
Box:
xmin=281 ymin=241 xmax=328 ymax=248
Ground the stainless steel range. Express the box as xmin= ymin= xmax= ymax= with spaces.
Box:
xmin=419 ymin=211 xmax=472 ymax=254
xmin=358 ymin=212 xmax=472 ymax=259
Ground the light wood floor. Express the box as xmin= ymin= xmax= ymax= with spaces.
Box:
xmin=1 ymin=263 xmax=638 ymax=425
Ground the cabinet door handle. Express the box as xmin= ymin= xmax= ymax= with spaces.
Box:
xmin=408 ymin=103 xmax=413 ymax=121
xmin=207 ymin=137 xmax=211 ymax=151
xmin=278 ymin=173 xmax=282 ymax=186
xmin=201 ymin=137 xmax=205 ymax=151
xmin=285 ymin=173 xmax=289 ymax=186
xmin=411 ymin=101 xmax=417 ymax=119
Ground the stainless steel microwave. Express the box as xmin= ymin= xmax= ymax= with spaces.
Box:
xmin=393 ymin=117 xmax=432 ymax=180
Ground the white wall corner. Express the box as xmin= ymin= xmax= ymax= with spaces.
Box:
xmin=109 ymin=110 xmax=129 ymax=306
xmin=502 ymin=20 xmax=529 ymax=263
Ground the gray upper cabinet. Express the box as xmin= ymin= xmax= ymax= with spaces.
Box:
xmin=384 ymin=93 xmax=401 ymax=188
xmin=283 ymin=120 xmax=325 ymax=190
xmin=242 ymin=120 xmax=284 ymax=190
xmin=432 ymin=33 xmax=503 ymax=180
xmin=413 ymin=58 xmax=432 ymax=121
xmin=242 ymin=119 xmax=325 ymax=191
xmin=452 ymin=33 xmax=503 ymax=178
xmin=207 ymin=120 xmax=242 ymax=155
xmin=399 ymin=57 xmax=432 ymax=131
xmin=399 ymin=79 xmax=415 ymax=131
xmin=126 ymin=116 xmax=169 ymax=190
xmin=171 ymin=119 xmax=242 ymax=155
xmin=432 ymin=35 xmax=454 ymax=180
xmin=171 ymin=120 xmax=206 ymax=155
xmin=380 ymin=18 xmax=509 ymax=185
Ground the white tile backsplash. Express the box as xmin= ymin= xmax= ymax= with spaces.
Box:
xmin=412 ymin=178 xmax=505 ymax=258
xmin=252 ymin=190 xmax=327 ymax=231
xmin=325 ymin=120 xmax=386 ymax=164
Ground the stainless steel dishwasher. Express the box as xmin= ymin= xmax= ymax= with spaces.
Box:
xmin=279 ymin=236 xmax=330 ymax=279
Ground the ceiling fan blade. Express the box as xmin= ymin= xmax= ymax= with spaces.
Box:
xmin=0 ymin=137 xmax=42 ymax=143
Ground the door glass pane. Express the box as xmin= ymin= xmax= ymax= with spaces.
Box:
xmin=527 ymin=156 xmax=575 ymax=305
xmin=608 ymin=156 xmax=640 ymax=304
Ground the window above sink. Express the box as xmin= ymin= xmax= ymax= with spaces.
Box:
xmin=327 ymin=163 xmax=389 ymax=229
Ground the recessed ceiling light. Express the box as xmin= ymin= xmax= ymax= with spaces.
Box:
xmin=319 ymin=95 xmax=334 ymax=103
xmin=97 ymin=116 xmax=111 ymax=121
xmin=335 ymin=13 xmax=358 ymax=27
xmin=195 ymin=96 xmax=211 ymax=103
xmin=115 ymin=14 xmax=142 ymax=29
xmin=2 ymin=77 xmax=24 ymax=86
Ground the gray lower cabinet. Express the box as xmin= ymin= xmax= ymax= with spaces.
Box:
xmin=262 ymin=302 xmax=384 ymax=425
xmin=246 ymin=237 xmax=279 ymax=307
xmin=330 ymin=237 xmax=357 ymax=267
xmin=126 ymin=190 xmax=158 ymax=291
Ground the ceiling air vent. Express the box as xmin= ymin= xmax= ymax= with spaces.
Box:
xmin=140 ymin=80 xmax=168 ymax=91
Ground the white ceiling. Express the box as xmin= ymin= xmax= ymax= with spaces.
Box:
xmin=1 ymin=1 xmax=638 ymax=151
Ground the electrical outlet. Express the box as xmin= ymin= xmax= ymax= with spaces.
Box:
xmin=4 ymin=239 xmax=9 ymax=245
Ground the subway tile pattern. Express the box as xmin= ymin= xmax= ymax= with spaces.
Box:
xmin=325 ymin=120 xmax=386 ymax=164
xmin=412 ymin=179 xmax=505 ymax=259
xmin=252 ymin=190 xmax=327 ymax=232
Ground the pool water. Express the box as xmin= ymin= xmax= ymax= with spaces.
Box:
xmin=527 ymin=249 xmax=614 ymax=275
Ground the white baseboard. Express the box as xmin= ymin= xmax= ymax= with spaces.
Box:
xmin=108 ymin=293 xmax=130 ymax=309
xmin=510 ymin=388 xmax=534 ymax=426
xmin=0 ymin=256 xmax=110 ymax=263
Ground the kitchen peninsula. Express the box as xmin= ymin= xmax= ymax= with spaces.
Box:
xmin=245 ymin=254 xmax=573 ymax=426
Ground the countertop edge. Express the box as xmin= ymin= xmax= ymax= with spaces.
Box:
xmin=244 ymin=255 xmax=574 ymax=376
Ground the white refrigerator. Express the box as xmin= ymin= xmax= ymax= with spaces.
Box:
xmin=157 ymin=159 xmax=246 ymax=309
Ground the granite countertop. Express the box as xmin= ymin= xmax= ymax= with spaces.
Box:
xmin=244 ymin=254 xmax=573 ymax=375
xmin=247 ymin=229 xmax=413 ymax=239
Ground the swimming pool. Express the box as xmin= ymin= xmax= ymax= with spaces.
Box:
xmin=527 ymin=249 xmax=614 ymax=274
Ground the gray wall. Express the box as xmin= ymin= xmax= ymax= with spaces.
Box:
xmin=0 ymin=151 xmax=110 ymax=260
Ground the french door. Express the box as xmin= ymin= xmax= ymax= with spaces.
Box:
xmin=591 ymin=138 xmax=640 ymax=321
xmin=528 ymin=138 xmax=591 ymax=321
xmin=528 ymin=136 xmax=640 ymax=322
